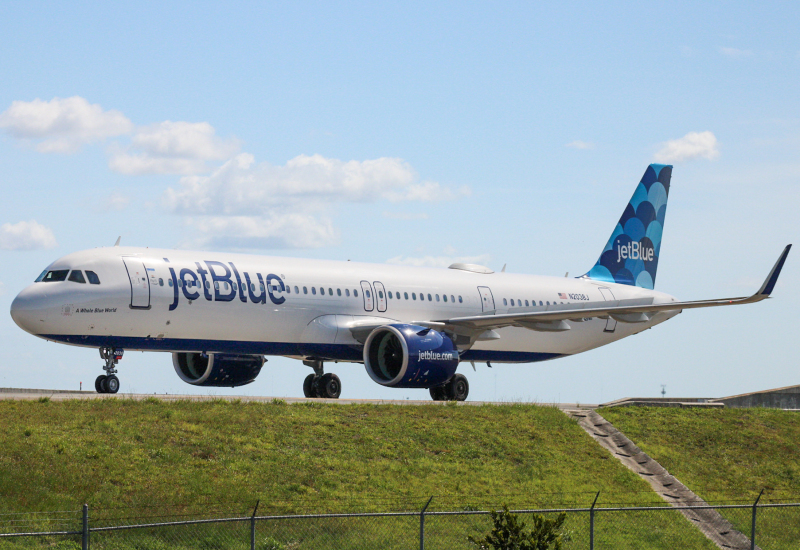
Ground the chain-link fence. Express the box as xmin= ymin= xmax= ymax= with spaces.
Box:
xmin=1 ymin=497 xmax=798 ymax=549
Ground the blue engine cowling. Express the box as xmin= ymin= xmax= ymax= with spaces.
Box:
xmin=172 ymin=352 xmax=264 ymax=387
xmin=363 ymin=324 xmax=459 ymax=388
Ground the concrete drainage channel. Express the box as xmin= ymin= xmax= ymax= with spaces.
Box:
xmin=565 ymin=408 xmax=758 ymax=550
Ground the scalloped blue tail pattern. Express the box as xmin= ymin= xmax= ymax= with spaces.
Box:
xmin=584 ymin=164 xmax=672 ymax=289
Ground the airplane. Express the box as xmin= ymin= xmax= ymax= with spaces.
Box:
xmin=9 ymin=164 xmax=791 ymax=401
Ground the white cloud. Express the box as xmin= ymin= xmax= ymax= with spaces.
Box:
xmin=565 ymin=140 xmax=594 ymax=150
xmin=0 ymin=220 xmax=57 ymax=250
xmin=0 ymin=96 xmax=133 ymax=153
xmin=182 ymin=214 xmax=338 ymax=250
xmin=163 ymin=153 xmax=468 ymax=250
xmin=386 ymin=254 xmax=492 ymax=268
xmin=718 ymin=47 xmax=753 ymax=58
xmin=164 ymin=153 xmax=464 ymax=214
xmin=108 ymin=121 xmax=241 ymax=175
xmin=654 ymin=131 xmax=720 ymax=163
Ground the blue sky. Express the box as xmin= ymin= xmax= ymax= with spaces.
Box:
xmin=0 ymin=2 xmax=797 ymax=402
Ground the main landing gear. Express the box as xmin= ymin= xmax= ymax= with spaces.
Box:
xmin=95 ymin=347 xmax=122 ymax=394
xmin=429 ymin=373 xmax=469 ymax=402
xmin=302 ymin=359 xmax=341 ymax=399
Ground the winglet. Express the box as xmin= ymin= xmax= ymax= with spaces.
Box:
xmin=757 ymin=244 xmax=792 ymax=296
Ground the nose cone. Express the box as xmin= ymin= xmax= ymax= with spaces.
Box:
xmin=10 ymin=285 xmax=50 ymax=335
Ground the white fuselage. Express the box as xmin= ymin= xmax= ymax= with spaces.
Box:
xmin=10 ymin=246 xmax=680 ymax=365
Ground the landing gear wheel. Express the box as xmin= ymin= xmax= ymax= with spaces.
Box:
xmin=446 ymin=374 xmax=469 ymax=401
xmin=317 ymin=373 xmax=341 ymax=399
xmin=429 ymin=386 xmax=447 ymax=401
xmin=105 ymin=375 xmax=120 ymax=394
xmin=303 ymin=374 xmax=318 ymax=398
xmin=95 ymin=375 xmax=107 ymax=393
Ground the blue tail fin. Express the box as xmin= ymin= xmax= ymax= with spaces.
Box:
xmin=584 ymin=164 xmax=672 ymax=289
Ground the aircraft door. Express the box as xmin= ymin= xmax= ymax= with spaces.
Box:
xmin=478 ymin=286 xmax=495 ymax=312
xmin=598 ymin=287 xmax=617 ymax=333
xmin=373 ymin=281 xmax=387 ymax=312
xmin=122 ymin=257 xmax=151 ymax=309
xmin=360 ymin=281 xmax=374 ymax=312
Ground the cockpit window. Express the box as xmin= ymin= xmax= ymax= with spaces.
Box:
xmin=85 ymin=271 xmax=100 ymax=284
xmin=68 ymin=270 xmax=86 ymax=284
xmin=40 ymin=270 xmax=69 ymax=282
xmin=35 ymin=268 xmax=49 ymax=282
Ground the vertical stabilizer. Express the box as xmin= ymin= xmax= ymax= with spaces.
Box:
xmin=584 ymin=164 xmax=672 ymax=289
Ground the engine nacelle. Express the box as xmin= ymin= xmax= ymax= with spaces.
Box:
xmin=363 ymin=324 xmax=459 ymax=388
xmin=172 ymin=352 xmax=264 ymax=387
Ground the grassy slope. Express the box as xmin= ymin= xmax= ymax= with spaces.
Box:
xmin=602 ymin=406 xmax=800 ymax=548
xmin=0 ymin=399 xmax=715 ymax=549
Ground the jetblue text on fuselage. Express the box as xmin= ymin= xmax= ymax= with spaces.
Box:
xmin=616 ymin=242 xmax=654 ymax=263
xmin=167 ymin=260 xmax=284 ymax=311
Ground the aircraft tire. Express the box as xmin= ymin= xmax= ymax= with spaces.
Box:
xmin=303 ymin=374 xmax=318 ymax=398
xmin=105 ymin=375 xmax=120 ymax=394
xmin=95 ymin=375 xmax=107 ymax=393
xmin=446 ymin=374 xmax=469 ymax=401
xmin=318 ymin=373 xmax=341 ymax=399
xmin=429 ymin=386 xmax=447 ymax=401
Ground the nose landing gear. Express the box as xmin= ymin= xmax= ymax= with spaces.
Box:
xmin=302 ymin=359 xmax=341 ymax=399
xmin=96 ymin=348 xmax=122 ymax=394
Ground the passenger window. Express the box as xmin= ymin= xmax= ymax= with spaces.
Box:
xmin=312 ymin=287 xmax=317 ymax=295
xmin=286 ymin=286 xmax=291 ymax=294
xmin=346 ymin=289 xmax=350 ymax=297
xmin=525 ymin=300 xmax=529 ymax=306
xmin=42 ymin=270 xmax=69 ymax=282
xmin=404 ymin=292 xmax=409 ymax=299
xmin=328 ymin=288 xmax=333 ymax=296
xmin=420 ymin=293 xmax=424 ymax=301
xmin=294 ymin=286 xmax=299 ymax=294
xmin=366 ymin=290 xmax=371 ymax=298
xmin=388 ymin=291 xmax=393 ymax=299
xmin=412 ymin=293 xmax=417 ymax=300
xmin=337 ymin=288 xmax=342 ymax=296
xmin=458 ymin=296 xmax=463 ymax=303
xmin=443 ymin=295 xmax=448 ymax=302
xmin=303 ymin=286 xmax=308 ymax=294
xmin=451 ymin=295 xmax=455 ymax=303
xmin=546 ymin=301 xmax=550 ymax=305
xmin=354 ymin=289 xmax=358 ymax=297
xmin=379 ymin=291 xmax=384 ymax=299
xmin=214 ymin=282 xmax=220 ymax=290
xmin=159 ymin=278 xmax=164 ymax=287
xmin=168 ymin=279 xmax=173 ymax=287
xmin=68 ymin=270 xmax=86 ymax=284
xmin=427 ymin=293 xmax=432 ymax=301
xmin=260 ymin=283 xmax=265 ymax=291
xmin=503 ymin=298 xmax=508 ymax=306
xmin=436 ymin=294 xmax=440 ymax=302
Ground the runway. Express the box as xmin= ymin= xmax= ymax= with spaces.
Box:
xmin=0 ymin=387 xmax=596 ymax=409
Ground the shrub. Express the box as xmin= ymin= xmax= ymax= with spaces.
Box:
xmin=468 ymin=505 xmax=566 ymax=550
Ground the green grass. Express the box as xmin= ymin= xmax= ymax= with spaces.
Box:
xmin=0 ymin=399 xmax=716 ymax=549
xmin=601 ymin=406 xmax=800 ymax=549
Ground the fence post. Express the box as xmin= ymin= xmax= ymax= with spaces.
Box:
xmin=82 ymin=504 xmax=89 ymax=550
xmin=589 ymin=492 xmax=599 ymax=550
xmin=419 ymin=496 xmax=433 ymax=550
xmin=251 ymin=500 xmax=260 ymax=550
xmin=751 ymin=488 xmax=763 ymax=550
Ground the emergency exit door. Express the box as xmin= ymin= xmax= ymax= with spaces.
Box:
xmin=598 ymin=287 xmax=616 ymax=332
xmin=478 ymin=286 xmax=495 ymax=312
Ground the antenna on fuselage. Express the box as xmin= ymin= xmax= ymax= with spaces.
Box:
xmin=114 ymin=236 xmax=121 ymax=247
xmin=501 ymin=264 xmax=506 ymax=272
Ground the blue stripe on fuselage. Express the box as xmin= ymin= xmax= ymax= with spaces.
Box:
xmin=40 ymin=334 xmax=564 ymax=364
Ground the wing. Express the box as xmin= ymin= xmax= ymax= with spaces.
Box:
xmin=429 ymin=244 xmax=792 ymax=332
